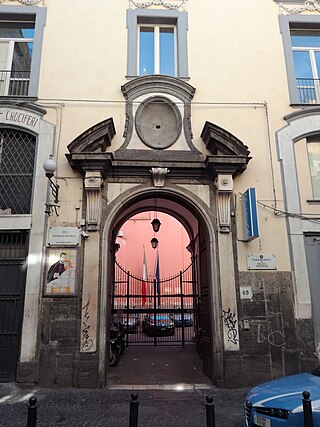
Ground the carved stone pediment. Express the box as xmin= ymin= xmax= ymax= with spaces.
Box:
xmin=201 ymin=121 xmax=251 ymax=176
xmin=201 ymin=121 xmax=250 ymax=157
xmin=66 ymin=118 xmax=116 ymax=176
xmin=67 ymin=118 xmax=116 ymax=153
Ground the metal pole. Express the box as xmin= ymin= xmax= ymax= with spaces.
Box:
xmin=129 ymin=392 xmax=139 ymax=427
xmin=27 ymin=396 xmax=37 ymax=427
xmin=126 ymin=270 xmax=130 ymax=348
xmin=206 ymin=396 xmax=215 ymax=427
xmin=154 ymin=278 xmax=157 ymax=347
xmin=179 ymin=270 xmax=185 ymax=348
xmin=302 ymin=391 xmax=313 ymax=427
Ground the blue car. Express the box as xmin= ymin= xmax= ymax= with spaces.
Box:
xmin=245 ymin=370 xmax=320 ymax=426
xmin=142 ymin=314 xmax=175 ymax=336
xmin=171 ymin=313 xmax=193 ymax=327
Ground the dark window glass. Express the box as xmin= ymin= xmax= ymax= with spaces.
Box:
xmin=160 ymin=27 xmax=175 ymax=76
xmin=0 ymin=129 xmax=36 ymax=214
xmin=291 ymin=30 xmax=320 ymax=48
xmin=139 ymin=27 xmax=154 ymax=75
xmin=0 ymin=21 xmax=35 ymax=39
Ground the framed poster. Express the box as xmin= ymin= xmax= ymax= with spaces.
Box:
xmin=44 ymin=247 xmax=78 ymax=296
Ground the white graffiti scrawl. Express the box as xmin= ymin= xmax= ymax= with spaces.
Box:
xmin=81 ymin=300 xmax=94 ymax=352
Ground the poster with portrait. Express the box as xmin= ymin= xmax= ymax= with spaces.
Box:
xmin=44 ymin=247 xmax=78 ymax=296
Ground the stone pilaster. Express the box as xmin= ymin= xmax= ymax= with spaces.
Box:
xmin=80 ymin=233 xmax=100 ymax=353
xmin=215 ymin=174 xmax=239 ymax=351
xmin=80 ymin=171 xmax=103 ymax=354
xmin=84 ymin=172 xmax=103 ymax=231
xmin=216 ymin=174 xmax=233 ymax=233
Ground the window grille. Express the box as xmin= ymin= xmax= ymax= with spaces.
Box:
xmin=0 ymin=232 xmax=28 ymax=259
xmin=0 ymin=129 xmax=36 ymax=214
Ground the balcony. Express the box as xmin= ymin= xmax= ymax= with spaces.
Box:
xmin=0 ymin=70 xmax=30 ymax=97
xmin=297 ymin=78 xmax=320 ymax=105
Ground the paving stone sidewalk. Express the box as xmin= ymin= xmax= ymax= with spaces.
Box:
xmin=0 ymin=383 xmax=248 ymax=427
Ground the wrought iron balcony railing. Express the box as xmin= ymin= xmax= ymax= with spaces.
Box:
xmin=296 ymin=78 xmax=320 ymax=104
xmin=0 ymin=70 xmax=30 ymax=97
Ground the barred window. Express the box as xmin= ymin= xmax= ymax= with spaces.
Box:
xmin=0 ymin=129 xmax=36 ymax=214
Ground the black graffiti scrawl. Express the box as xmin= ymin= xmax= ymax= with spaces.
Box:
xmin=222 ymin=308 xmax=238 ymax=345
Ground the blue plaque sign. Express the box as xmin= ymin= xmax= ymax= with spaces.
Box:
xmin=243 ymin=188 xmax=259 ymax=242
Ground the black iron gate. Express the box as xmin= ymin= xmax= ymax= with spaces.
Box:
xmin=0 ymin=232 xmax=28 ymax=381
xmin=112 ymin=260 xmax=199 ymax=346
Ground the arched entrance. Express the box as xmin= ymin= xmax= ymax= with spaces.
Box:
xmin=66 ymin=79 xmax=251 ymax=387
xmin=100 ymin=189 xmax=221 ymax=385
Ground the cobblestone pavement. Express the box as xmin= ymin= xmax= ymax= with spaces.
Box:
xmin=0 ymin=382 xmax=248 ymax=427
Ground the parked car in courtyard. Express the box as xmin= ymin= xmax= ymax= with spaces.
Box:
xmin=142 ymin=314 xmax=175 ymax=336
xmin=244 ymin=369 xmax=320 ymax=426
xmin=119 ymin=314 xmax=139 ymax=333
xmin=171 ymin=313 xmax=193 ymax=327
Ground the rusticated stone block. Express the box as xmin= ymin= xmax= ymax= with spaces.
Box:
xmin=240 ymin=355 xmax=272 ymax=387
xmin=16 ymin=361 xmax=38 ymax=384
xmin=38 ymin=345 xmax=57 ymax=387
xmin=283 ymin=348 xmax=299 ymax=376
xmin=77 ymin=353 xmax=99 ymax=388
xmin=56 ymin=354 xmax=74 ymax=387
xmin=51 ymin=319 xmax=77 ymax=343
xmin=56 ymin=369 xmax=73 ymax=387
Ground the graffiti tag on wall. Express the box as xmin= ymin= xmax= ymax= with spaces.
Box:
xmin=257 ymin=323 xmax=285 ymax=347
xmin=222 ymin=308 xmax=238 ymax=345
xmin=81 ymin=300 xmax=94 ymax=352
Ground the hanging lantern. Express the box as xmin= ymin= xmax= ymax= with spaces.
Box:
xmin=151 ymin=218 xmax=161 ymax=233
xmin=150 ymin=237 xmax=159 ymax=249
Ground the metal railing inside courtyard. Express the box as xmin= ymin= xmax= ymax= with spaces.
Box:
xmin=112 ymin=260 xmax=199 ymax=346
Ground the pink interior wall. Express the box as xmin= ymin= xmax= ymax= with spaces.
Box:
xmin=116 ymin=212 xmax=191 ymax=280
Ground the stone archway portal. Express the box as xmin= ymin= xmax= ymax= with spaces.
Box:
xmin=66 ymin=86 xmax=251 ymax=386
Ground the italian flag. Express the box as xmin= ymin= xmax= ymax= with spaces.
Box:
xmin=142 ymin=246 xmax=147 ymax=307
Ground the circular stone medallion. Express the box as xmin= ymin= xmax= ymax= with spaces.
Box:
xmin=135 ymin=96 xmax=182 ymax=149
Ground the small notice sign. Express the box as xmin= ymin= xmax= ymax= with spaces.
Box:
xmin=247 ymin=254 xmax=276 ymax=270
xmin=48 ymin=227 xmax=80 ymax=246
xmin=240 ymin=286 xmax=253 ymax=300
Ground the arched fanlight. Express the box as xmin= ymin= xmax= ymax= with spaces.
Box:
xmin=151 ymin=218 xmax=161 ymax=233
xmin=150 ymin=237 xmax=159 ymax=249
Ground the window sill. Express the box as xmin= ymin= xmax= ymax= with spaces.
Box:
xmin=125 ymin=75 xmax=190 ymax=81
xmin=307 ymin=199 xmax=320 ymax=204
xmin=290 ymin=103 xmax=320 ymax=108
xmin=0 ymin=214 xmax=32 ymax=230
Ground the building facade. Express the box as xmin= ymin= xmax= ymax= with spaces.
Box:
xmin=0 ymin=0 xmax=319 ymax=387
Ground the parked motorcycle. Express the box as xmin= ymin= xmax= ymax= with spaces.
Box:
xmin=109 ymin=322 xmax=126 ymax=367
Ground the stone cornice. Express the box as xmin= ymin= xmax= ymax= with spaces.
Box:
xmin=284 ymin=106 xmax=320 ymax=122
xmin=121 ymin=75 xmax=195 ymax=103
xmin=66 ymin=117 xmax=250 ymax=180
xmin=0 ymin=100 xmax=47 ymax=116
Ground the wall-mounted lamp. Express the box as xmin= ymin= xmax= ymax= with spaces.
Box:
xmin=43 ymin=156 xmax=60 ymax=215
xmin=150 ymin=237 xmax=159 ymax=249
xmin=151 ymin=218 xmax=161 ymax=233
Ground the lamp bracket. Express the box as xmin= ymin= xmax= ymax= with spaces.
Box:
xmin=45 ymin=203 xmax=60 ymax=216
